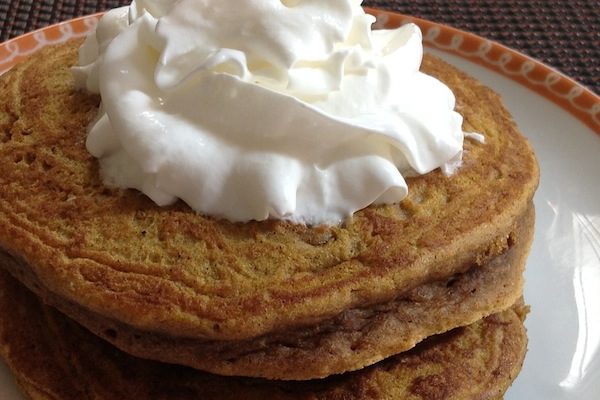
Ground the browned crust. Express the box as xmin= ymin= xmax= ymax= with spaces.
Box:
xmin=0 ymin=268 xmax=528 ymax=399
xmin=0 ymin=40 xmax=539 ymax=340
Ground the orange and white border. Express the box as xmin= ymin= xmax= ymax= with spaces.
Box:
xmin=1 ymin=9 xmax=599 ymax=135
xmin=369 ymin=9 xmax=600 ymax=135
xmin=0 ymin=14 xmax=100 ymax=73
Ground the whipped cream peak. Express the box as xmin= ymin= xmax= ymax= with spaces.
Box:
xmin=74 ymin=0 xmax=467 ymax=225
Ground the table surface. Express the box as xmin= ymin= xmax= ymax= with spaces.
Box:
xmin=0 ymin=0 xmax=598 ymax=94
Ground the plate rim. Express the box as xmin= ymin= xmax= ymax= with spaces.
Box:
xmin=365 ymin=7 xmax=600 ymax=135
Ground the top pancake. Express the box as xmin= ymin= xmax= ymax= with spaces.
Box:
xmin=0 ymin=40 xmax=539 ymax=341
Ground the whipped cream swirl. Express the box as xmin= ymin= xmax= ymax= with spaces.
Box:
xmin=74 ymin=0 xmax=465 ymax=225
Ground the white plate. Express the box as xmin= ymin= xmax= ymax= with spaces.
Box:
xmin=428 ymin=49 xmax=600 ymax=399
xmin=1 ymin=11 xmax=599 ymax=400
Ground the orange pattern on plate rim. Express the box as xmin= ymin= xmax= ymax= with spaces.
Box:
xmin=0 ymin=9 xmax=598 ymax=135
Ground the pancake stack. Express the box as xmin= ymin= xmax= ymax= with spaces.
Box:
xmin=0 ymin=40 xmax=538 ymax=399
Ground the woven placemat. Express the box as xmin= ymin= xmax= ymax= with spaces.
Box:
xmin=0 ymin=0 xmax=598 ymax=94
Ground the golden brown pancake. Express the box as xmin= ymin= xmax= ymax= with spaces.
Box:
xmin=0 ymin=39 xmax=538 ymax=379
xmin=0 ymin=41 xmax=538 ymax=334
xmin=0 ymin=204 xmax=534 ymax=380
xmin=0 ymin=269 xmax=528 ymax=400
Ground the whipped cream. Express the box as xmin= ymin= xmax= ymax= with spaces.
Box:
xmin=74 ymin=0 xmax=466 ymax=225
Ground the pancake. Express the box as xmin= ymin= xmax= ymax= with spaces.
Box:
xmin=0 ymin=39 xmax=538 ymax=338
xmin=0 ymin=268 xmax=528 ymax=400
xmin=0 ymin=38 xmax=539 ymax=382
xmin=0 ymin=203 xmax=534 ymax=380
